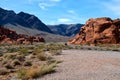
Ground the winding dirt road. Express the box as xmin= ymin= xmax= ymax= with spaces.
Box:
xmin=40 ymin=50 xmax=120 ymax=80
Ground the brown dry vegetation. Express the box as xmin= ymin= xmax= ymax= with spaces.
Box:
xmin=0 ymin=43 xmax=120 ymax=80
xmin=0 ymin=43 xmax=66 ymax=80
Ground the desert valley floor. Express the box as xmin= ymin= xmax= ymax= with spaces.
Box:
xmin=40 ymin=50 xmax=120 ymax=80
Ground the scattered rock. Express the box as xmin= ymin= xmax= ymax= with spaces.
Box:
xmin=0 ymin=26 xmax=45 ymax=44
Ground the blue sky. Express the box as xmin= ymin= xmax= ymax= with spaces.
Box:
xmin=0 ymin=0 xmax=120 ymax=24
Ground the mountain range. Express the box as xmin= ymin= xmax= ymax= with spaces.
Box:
xmin=48 ymin=24 xmax=83 ymax=36
xmin=0 ymin=7 xmax=83 ymax=42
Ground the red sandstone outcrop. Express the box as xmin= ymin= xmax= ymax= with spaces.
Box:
xmin=0 ymin=26 xmax=45 ymax=44
xmin=68 ymin=17 xmax=120 ymax=44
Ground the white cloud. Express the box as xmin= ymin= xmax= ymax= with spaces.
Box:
xmin=58 ymin=18 xmax=72 ymax=23
xmin=49 ymin=0 xmax=61 ymax=2
xmin=37 ymin=0 xmax=61 ymax=10
xmin=39 ymin=3 xmax=46 ymax=10
xmin=39 ymin=3 xmax=54 ymax=10
xmin=68 ymin=10 xmax=75 ymax=14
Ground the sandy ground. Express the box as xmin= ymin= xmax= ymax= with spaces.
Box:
xmin=38 ymin=50 xmax=120 ymax=80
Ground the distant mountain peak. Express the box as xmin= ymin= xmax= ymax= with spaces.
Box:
xmin=0 ymin=7 xmax=53 ymax=33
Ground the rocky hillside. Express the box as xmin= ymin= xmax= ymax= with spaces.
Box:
xmin=48 ymin=24 xmax=83 ymax=36
xmin=68 ymin=17 xmax=120 ymax=44
xmin=0 ymin=7 xmax=70 ymax=42
xmin=0 ymin=26 xmax=45 ymax=44
xmin=0 ymin=7 xmax=52 ymax=33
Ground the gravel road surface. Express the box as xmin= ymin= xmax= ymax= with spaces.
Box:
xmin=39 ymin=50 xmax=120 ymax=80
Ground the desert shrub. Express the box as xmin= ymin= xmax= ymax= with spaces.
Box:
xmin=17 ymin=68 xmax=28 ymax=80
xmin=36 ymin=52 xmax=47 ymax=61
xmin=46 ymin=44 xmax=63 ymax=55
xmin=2 ymin=59 xmax=8 ymax=65
xmin=33 ymin=46 xmax=43 ymax=55
xmin=0 ymin=57 xmax=3 ymax=61
xmin=63 ymin=45 xmax=73 ymax=50
xmin=17 ymin=62 xmax=57 ymax=80
xmin=47 ymin=59 xmax=62 ymax=65
xmin=16 ymin=55 xmax=25 ymax=61
xmin=47 ymin=59 xmax=56 ymax=64
xmin=11 ymin=59 xmax=21 ymax=66
xmin=7 ymin=48 xmax=18 ymax=53
xmin=0 ymin=53 xmax=3 ymax=57
xmin=19 ymin=48 xmax=29 ymax=56
xmin=3 ymin=53 xmax=17 ymax=60
xmin=38 ymin=44 xmax=46 ymax=50
xmin=38 ymin=62 xmax=57 ymax=75
xmin=47 ymin=44 xmax=62 ymax=51
xmin=50 ymin=50 xmax=62 ymax=56
xmin=23 ymin=61 xmax=32 ymax=66
xmin=86 ymin=47 xmax=92 ymax=50
xmin=0 ymin=68 xmax=9 ymax=75
xmin=111 ymin=48 xmax=119 ymax=51
xmin=4 ymin=64 xmax=14 ymax=69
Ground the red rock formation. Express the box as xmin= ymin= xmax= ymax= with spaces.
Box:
xmin=68 ymin=17 xmax=120 ymax=44
xmin=0 ymin=26 xmax=45 ymax=44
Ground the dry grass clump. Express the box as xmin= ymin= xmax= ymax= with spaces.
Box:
xmin=33 ymin=48 xmax=49 ymax=61
xmin=4 ymin=64 xmax=14 ymax=69
xmin=46 ymin=43 xmax=62 ymax=50
xmin=2 ymin=53 xmax=17 ymax=60
xmin=23 ymin=60 xmax=32 ymax=66
xmin=1 ymin=59 xmax=8 ymax=65
xmin=11 ymin=59 xmax=21 ymax=66
xmin=46 ymin=43 xmax=63 ymax=55
xmin=47 ymin=59 xmax=63 ymax=65
xmin=36 ymin=52 xmax=48 ymax=61
xmin=19 ymin=48 xmax=29 ymax=56
xmin=7 ymin=48 xmax=18 ymax=53
xmin=0 ymin=43 xmax=63 ymax=79
xmin=17 ymin=62 xmax=57 ymax=80
xmin=16 ymin=54 xmax=25 ymax=61
xmin=50 ymin=49 xmax=62 ymax=55
xmin=0 ymin=68 xmax=9 ymax=75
